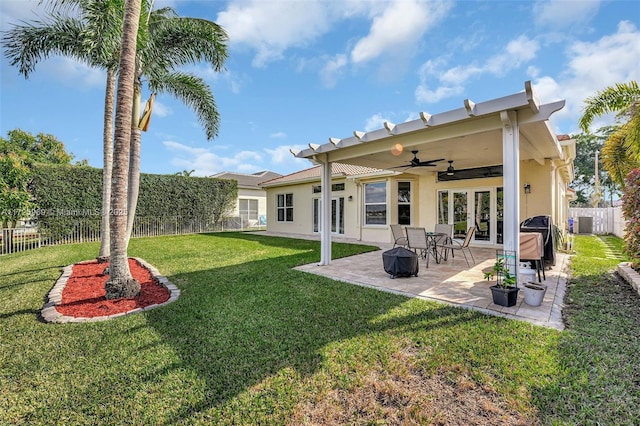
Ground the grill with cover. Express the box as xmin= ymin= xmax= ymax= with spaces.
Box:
xmin=382 ymin=247 xmax=419 ymax=279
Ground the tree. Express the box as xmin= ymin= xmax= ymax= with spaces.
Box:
xmin=104 ymin=0 xmax=142 ymax=299
xmin=123 ymin=9 xmax=228 ymax=246
xmin=0 ymin=129 xmax=75 ymax=252
xmin=175 ymin=169 xmax=195 ymax=176
xmin=2 ymin=0 xmax=128 ymax=260
xmin=3 ymin=0 xmax=229 ymax=255
xmin=570 ymin=127 xmax=621 ymax=206
xmin=579 ymin=81 xmax=640 ymax=182
xmin=210 ymin=179 xmax=237 ymax=228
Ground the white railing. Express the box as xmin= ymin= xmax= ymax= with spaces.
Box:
xmin=568 ymin=206 xmax=626 ymax=238
xmin=1 ymin=215 xmax=266 ymax=256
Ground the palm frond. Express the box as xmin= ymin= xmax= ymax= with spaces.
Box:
xmin=150 ymin=72 xmax=220 ymax=140
xmin=579 ymin=81 xmax=640 ymax=132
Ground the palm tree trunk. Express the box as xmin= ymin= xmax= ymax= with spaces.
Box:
xmin=98 ymin=68 xmax=116 ymax=261
xmin=125 ymin=82 xmax=142 ymax=247
xmin=105 ymin=0 xmax=142 ymax=299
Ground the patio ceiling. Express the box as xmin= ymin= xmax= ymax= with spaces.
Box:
xmin=293 ymin=81 xmax=566 ymax=175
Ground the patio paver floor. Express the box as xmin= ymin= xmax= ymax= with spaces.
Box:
xmin=291 ymin=240 xmax=569 ymax=330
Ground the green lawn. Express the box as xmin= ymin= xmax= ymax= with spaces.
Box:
xmin=1 ymin=233 xmax=638 ymax=425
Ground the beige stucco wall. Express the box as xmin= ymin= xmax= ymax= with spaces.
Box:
xmin=265 ymin=158 xmax=572 ymax=246
xmin=235 ymin=187 xmax=269 ymax=218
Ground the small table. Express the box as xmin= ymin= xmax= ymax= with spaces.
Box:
xmin=425 ymin=232 xmax=446 ymax=264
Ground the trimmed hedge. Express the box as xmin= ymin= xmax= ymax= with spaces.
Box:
xmin=29 ymin=164 xmax=237 ymax=238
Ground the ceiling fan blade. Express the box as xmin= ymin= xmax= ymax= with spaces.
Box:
xmin=415 ymin=158 xmax=445 ymax=166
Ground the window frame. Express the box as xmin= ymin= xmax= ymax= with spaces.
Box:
xmin=276 ymin=193 xmax=294 ymax=222
xmin=363 ymin=181 xmax=387 ymax=226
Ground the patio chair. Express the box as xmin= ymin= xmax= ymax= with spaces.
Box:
xmin=406 ymin=227 xmax=435 ymax=268
xmin=390 ymin=224 xmax=408 ymax=248
xmin=440 ymin=226 xmax=476 ymax=267
xmin=433 ymin=223 xmax=453 ymax=250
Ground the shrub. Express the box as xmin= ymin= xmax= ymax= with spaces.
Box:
xmin=621 ymin=168 xmax=640 ymax=264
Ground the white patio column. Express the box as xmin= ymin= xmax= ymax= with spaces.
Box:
xmin=319 ymin=157 xmax=332 ymax=265
xmin=501 ymin=111 xmax=520 ymax=280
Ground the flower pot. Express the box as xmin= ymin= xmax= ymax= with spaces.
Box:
xmin=490 ymin=285 xmax=519 ymax=307
xmin=523 ymin=282 xmax=547 ymax=307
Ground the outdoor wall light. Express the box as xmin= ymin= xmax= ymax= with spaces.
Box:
xmin=524 ymin=184 xmax=531 ymax=194
xmin=348 ymin=195 xmax=353 ymax=201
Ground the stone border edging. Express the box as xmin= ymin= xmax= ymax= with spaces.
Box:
xmin=41 ymin=257 xmax=180 ymax=324
xmin=618 ymin=262 xmax=640 ymax=296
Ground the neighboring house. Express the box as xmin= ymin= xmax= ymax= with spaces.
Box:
xmin=210 ymin=170 xmax=282 ymax=227
xmin=262 ymin=81 xmax=576 ymax=265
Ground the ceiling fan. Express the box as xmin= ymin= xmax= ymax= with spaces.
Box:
xmin=392 ymin=150 xmax=444 ymax=169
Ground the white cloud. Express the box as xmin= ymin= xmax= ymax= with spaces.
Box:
xmin=264 ymin=145 xmax=309 ymax=168
xmin=45 ymin=57 xmax=105 ymax=89
xmin=151 ymin=99 xmax=171 ymax=118
xmin=533 ymin=0 xmax=600 ymax=28
xmin=350 ymin=0 xmax=452 ymax=64
xmin=216 ymin=0 xmax=332 ymax=67
xmin=363 ymin=113 xmax=390 ymax=132
xmin=415 ymin=35 xmax=539 ymax=104
xmin=532 ymin=21 xmax=640 ymax=131
xmin=319 ymin=54 xmax=348 ymax=88
xmin=269 ymin=132 xmax=287 ymax=139
xmin=164 ymin=140 xmax=309 ymax=176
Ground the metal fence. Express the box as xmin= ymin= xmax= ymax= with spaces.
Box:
xmin=1 ymin=215 xmax=265 ymax=256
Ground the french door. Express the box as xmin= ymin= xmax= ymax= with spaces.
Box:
xmin=437 ymin=187 xmax=503 ymax=244
xmin=312 ymin=197 xmax=345 ymax=234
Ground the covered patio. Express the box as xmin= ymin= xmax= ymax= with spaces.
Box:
xmin=290 ymin=237 xmax=568 ymax=330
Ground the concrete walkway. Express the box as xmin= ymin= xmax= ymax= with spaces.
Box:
xmin=258 ymin=232 xmax=569 ymax=330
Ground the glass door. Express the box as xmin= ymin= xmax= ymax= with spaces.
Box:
xmin=473 ymin=190 xmax=491 ymax=242
xmin=313 ymin=197 xmax=344 ymax=234
xmin=437 ymin=188 xmax=500 ymax=244
xmin=452 ymin=191 xmax=468 ymax=239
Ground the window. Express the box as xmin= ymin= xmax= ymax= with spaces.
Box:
xmin=397 ymin=181 xmax=411 ymax=225
xmin=312 ymin=183 xmax=345 ymax=193
xmin=239 ymin=198 xmax=258 ymax=223
xmin=364 ymin=182 xmax=387 ymax=225
xmin=276 ymin=193 xmax=293 ymax=222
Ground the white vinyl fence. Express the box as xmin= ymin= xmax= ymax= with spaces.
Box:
xmin=1 ymin=215 xmax=265 ymax=256
xmin=568 ymin=206 xmax=626 ymax=238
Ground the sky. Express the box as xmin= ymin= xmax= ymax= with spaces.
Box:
xmin=1 ymin=0 xmax=639 ymax=178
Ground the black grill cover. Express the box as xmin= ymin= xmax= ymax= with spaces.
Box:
xmin=520 ymin=215 xmax=556 ymax=266
xmin=382 ymin=247 xmax=419 ymax=278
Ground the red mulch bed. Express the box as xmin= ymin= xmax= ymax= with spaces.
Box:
xmin=56 ymin=258 xmax=170 ymax=318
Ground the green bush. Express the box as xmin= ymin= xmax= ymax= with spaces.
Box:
xmin=29 ymin=164 xmax=237 ymax=240
xmin=622 ymin=168 xmax=640 ymax=264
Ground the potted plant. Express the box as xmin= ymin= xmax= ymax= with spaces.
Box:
xmin=484 ymin=256 xmax=519 ymax=307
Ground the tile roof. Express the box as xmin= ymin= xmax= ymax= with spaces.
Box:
xmin=210 ymin=170 xmax=282 ymax=189
xmin=260 ymin=163 xmax=388 ymax=187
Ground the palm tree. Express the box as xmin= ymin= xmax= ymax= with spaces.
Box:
xmin=2 ymin=0 xmax=131 ymax=261
xmin=579 ymin=81 xmax=640 ymax=184
xmin=105 ymin=0 xmax=142 ymax=298
xmin=3 ymin=0 xmax=229 ymax=253
xmin=124 ymin=9 xmax=228 ymax=244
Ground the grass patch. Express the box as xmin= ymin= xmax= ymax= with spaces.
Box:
xmin=1 ymin=232 xmax=638 ymax=424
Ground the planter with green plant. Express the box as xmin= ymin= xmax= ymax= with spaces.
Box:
xmin=484 ymin=255 xmax=519 ymax=307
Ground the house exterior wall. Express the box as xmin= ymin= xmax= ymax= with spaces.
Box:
xmin=235 ymin=187 xmax=269 ymax=218
xmin=265 ymin=159 xmax=572 ymax=246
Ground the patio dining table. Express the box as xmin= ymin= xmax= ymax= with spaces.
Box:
xmin=425 ymin=231 xmax=446 ymax=264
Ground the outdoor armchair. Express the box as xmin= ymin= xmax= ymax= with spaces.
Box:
xmin=440 ymin=226 xmax=476 ymax=267
xmin=390 ymin=224 xmax=408 ymax=248
xmin=406 ymin=227 xmax=436 ymax=268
